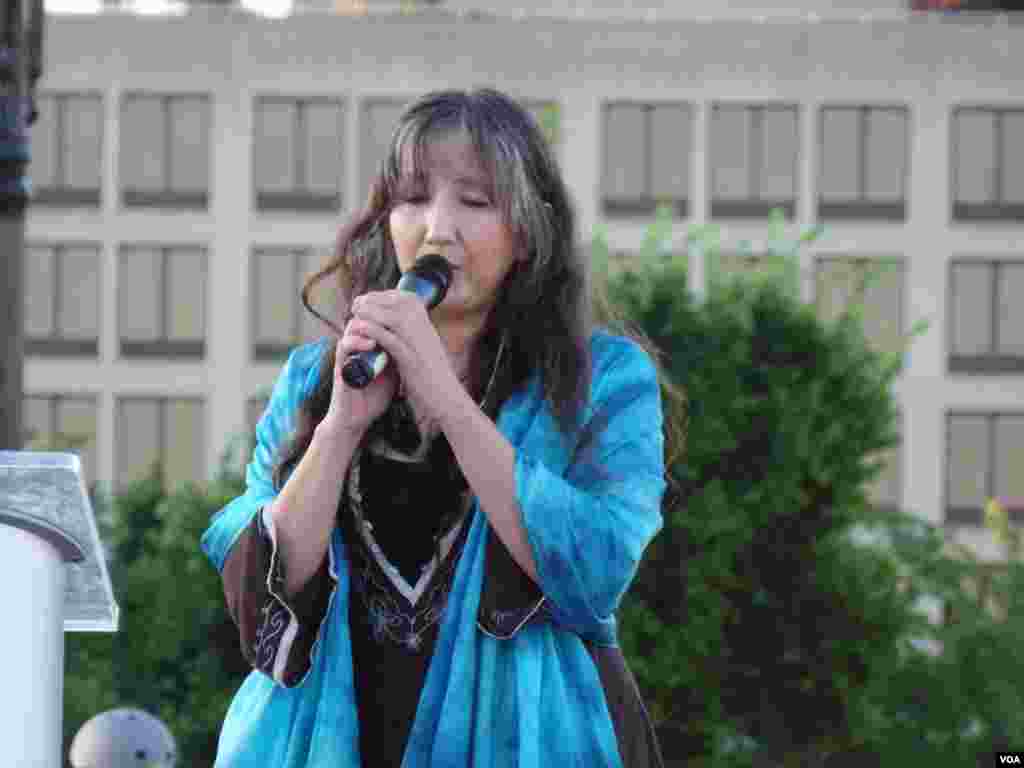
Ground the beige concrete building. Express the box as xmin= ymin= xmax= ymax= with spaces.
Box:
xmin=22 ymin=1 xmax=1024 ymax=572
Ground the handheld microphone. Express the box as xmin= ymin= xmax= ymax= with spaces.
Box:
xmin=340 ymin=253 xmax=454 ymax=389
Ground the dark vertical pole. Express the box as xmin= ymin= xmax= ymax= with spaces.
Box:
xmin=0 ymin=0 xmax=41 ymax=450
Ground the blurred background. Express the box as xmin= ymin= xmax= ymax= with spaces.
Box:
xmin=7 ymin=0 xmax=1024 ymax=764
xmin=24 ymin=0 xmax=1023 ymax=583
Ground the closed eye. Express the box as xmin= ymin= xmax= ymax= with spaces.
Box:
xmin=400 ymin=195 xmax=491 ymax=208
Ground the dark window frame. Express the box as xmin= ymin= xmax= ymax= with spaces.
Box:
xmin=253 ymin=94 xmax=344 ymax=213
xmin=32 ymin=91 xmax=103 ymax=207
xmin=600 ymin=100 xmax=692 ymax=219
xmin=24 ymin=241 xmax=101 ymax=357
xmin=120 ymin=92 xmax=210 ymax=210
xmin=945 ymin=410 xmax=1024 ymax=526
xmin=817 ymin=104 xmax=910 ymax=221
xmin=947 ymin=257 xmax=1024 ymax=374
xmin=950 ymin=105 xmax=1024 ymax=223
xmin=709 ymin=102 xmax=799 ymax=221
xmin=117 ymin=243 xmax=207 ymax=359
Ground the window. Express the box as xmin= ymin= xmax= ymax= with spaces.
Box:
xmin=120 ymin=93 xmax=210 ymax=209
xmin=244 ymin=395 xmax=271 ymax=463
xmin=946 ymin=412 xmax=1024 ymax=525
xmin=247 ymin=396 xmax=270 ymax=438
xmin=710 ymin=103 xmax=798 ymax=219
xmin=116 ymin=397 xmax=204 ymax=492
xmin=22 ymin=394 xmax=98 ymax=486
xmin=951 ymin=107 xmax=1024 ymax=222
xmin=118 ymin=245 xmax=207 ymax=358
xmin=23 ymin=243 xmax=100 ymax=356
xmin=818 ymin=106 xmax=909 ymax=220
xmin=359 ymin=98 xmax=408 ymax=208
xmin=714 ymin=252 xmax=770 ymax=279
xmin=601 ymin=249 xmax=687 ymax=281
xmin=815 ymin=256 xmax=906 ymax=361
xmin=522 ymin=100 xmax=561 ymax=149
xmin=32 ymin=93 xmax=102 ymax=206
xmin=253 ymin=96 xmax=343 ymax=212
xmin=251 ymin=246 xmax=332 ymax=360
xmin=601 ymin=102 xmax=691 ymax=217
xmin=867 ymin=408 xmax=903 ymax=514
xmin=949 ymin=259 xmax=1024 ymax=373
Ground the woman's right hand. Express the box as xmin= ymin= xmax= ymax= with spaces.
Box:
xmin=320 ymin=311 xmax=399 ymax=439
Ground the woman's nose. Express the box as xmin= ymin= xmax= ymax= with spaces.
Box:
xmin=424 ymin=195 xmax=458 ymax=243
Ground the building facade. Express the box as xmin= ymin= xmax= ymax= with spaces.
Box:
xmin=23 ymin=2 xmax=1024 ymax=567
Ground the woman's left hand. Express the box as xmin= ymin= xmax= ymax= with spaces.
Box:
xmin=349 ymin=289 xmax=463 ymax=423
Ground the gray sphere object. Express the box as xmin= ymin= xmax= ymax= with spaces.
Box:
xmin=69 ymin=708 xmax=176 ymax=768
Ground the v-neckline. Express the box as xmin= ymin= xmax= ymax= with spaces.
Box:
xmin=353 ymin=498 xmax=469 ymax=607
xmin=346 ymin=441 xmax=472 ymax=607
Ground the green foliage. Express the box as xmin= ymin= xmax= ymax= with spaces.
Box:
xmin=600 ymin=206 xmax=1018 ymax=765
xmin=63 ymin=454 xmax=248 ymax=768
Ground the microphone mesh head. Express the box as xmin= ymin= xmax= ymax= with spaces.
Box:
xmin=412 ymin=253 xmax=453 ymax=293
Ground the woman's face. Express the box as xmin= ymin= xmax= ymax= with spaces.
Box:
xmin=388 ymin=130 xmax=525 ymax=326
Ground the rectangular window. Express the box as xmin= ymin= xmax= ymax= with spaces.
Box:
xmin=118 ymin=245 xmax=207 ymax=358
xmin=251 ymin=246 xmax=331 ymax=360
xmin=952 ymin=107 xmax=1024 ymax=222
xmin=32 ymin=92 xmax=103 ymax=207
xmin=116 ymin=397 xmax=204 ymax=492
xmin=22 ymin=394 xmax=99 ymax=487
xmin=522 ymin=100 xmax=561 ymax=149
xmin=710 ymin=103 xmax=798 ymax=220
xmin=359 ymin=99 xmax=408 ymax=210
xmin=815 ymin=255 xmax=905 ymax=361
xmin=866 ymin=408 xmax=903 ymax=513
xmin=601 ymin=102 xmax=691 ymax=217
xmin=120 ymin=93 xmax=210 ymax=209
xmin=946 ymin=412 xmax=1024 ymax=525
xmin=819 ymin=105 xmax=908 ymax=220
xmin=245 ymin=395 xmax=271 ymax=465
xmin=23 ymin=243 xmax=101 ymax=356
xmin=714 ymin=252 xmax=770 ymax=280
xmin=949 ymin=259 xmax=1024 ymax=373
xmin=253 ymin=96 xmax=344 ymax=212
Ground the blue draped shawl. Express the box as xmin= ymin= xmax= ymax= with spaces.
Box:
xmin=200 ymin=329 xmax=666 ymax=767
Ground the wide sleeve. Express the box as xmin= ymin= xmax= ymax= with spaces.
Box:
xmin=514 ymin=338 xmax=667 ymax=628
xmin=200 ymin=340 xmax=337 ymax=688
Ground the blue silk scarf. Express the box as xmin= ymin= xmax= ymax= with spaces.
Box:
xmin=200 ymin=329 xmax=666 ymax=767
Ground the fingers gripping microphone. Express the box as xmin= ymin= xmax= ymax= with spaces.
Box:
xmin=340 ymin=254 xmax=454 ymax=389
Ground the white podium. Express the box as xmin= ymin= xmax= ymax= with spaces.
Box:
xmin=0 ymin=451 xmax=118 ymax=768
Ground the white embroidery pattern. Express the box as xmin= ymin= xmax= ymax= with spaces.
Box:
xmin=346 ymin=457 xmax=470 ymax=653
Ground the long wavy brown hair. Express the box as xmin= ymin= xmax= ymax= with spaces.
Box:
xmin=272 ymin=87 xmax=686 ymax=509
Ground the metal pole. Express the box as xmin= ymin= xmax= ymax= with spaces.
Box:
xmin=0 ymin=0 xmax=41 ymax=451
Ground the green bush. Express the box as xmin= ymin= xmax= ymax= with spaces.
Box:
xmin=606 ymin=205 xmax=1024 ymax=767
xmin=846 ymin=505 xmax=1024 ymax=764
xmin=605 ymin=206 xmax=905 ymax=765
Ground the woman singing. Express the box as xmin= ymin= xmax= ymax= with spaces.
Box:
xmin=201 ymin=87 xmax=685 ymax=768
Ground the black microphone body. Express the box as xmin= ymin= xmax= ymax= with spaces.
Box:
xmin=340 ymin=254 xmax=453 ymax=389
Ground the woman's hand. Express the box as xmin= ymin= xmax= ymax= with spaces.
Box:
xmin=320 ymin=307 xmax=401 ymax=439
xmin=345 ymin=289 xmax=463 ymax=426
